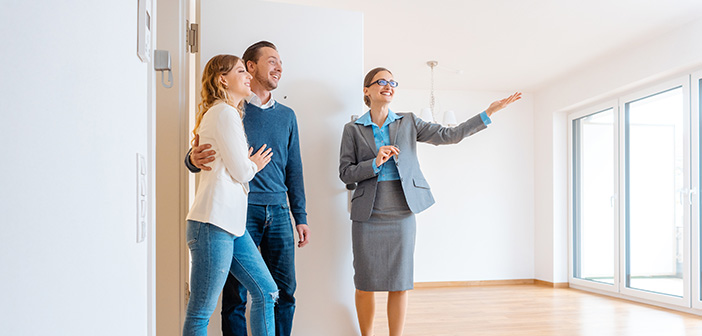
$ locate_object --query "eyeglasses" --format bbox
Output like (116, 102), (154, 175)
(366, 79), (398, 88)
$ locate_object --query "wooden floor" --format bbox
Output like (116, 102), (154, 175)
(370, 285), (702, 336)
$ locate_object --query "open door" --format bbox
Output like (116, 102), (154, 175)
(197, 0), (363, 334)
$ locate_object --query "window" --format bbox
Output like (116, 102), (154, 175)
(573, 108), (616, 285)
(569, 76), (695, 309)
(624, 86), (685, 297)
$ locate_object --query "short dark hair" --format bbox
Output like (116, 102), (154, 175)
(242, 41), (277, 71)
(363, 67), (392, 107)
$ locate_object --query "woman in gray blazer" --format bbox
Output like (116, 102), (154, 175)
(339, 67), (521, 336)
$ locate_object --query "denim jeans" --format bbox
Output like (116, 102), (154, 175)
(221, 204), (297, 336)
(183, 220), (278, 336)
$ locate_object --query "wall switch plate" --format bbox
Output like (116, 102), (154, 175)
(137, 0), (152, 62)
(137, 153), (147, 243)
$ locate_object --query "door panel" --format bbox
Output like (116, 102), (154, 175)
(199, 1), (363, 334)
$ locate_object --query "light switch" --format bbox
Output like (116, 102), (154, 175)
(140, 156), (146, 175)
(140, 221), (147, 242)
(140, 176), (146, 196)
(137, 153), (147, 243)
(140, 199), (146, 219)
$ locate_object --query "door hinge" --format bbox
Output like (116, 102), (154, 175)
(187, 21), (199, 53)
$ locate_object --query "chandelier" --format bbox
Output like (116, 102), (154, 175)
(420, 60), (457, 126)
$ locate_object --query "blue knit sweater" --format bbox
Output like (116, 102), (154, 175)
(186, 101), (307, 225)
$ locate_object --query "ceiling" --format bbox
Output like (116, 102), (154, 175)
(264, 0), (702, 92)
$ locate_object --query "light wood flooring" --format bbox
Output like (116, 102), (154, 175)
(370, 284), (702, 336)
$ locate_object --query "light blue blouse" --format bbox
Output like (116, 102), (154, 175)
(355, 110), (403, 181)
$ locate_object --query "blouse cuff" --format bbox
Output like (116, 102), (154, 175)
(480, 111), (492, 126)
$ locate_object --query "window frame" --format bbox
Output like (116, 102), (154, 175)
(618, 76), (691, 307)
(568, 100), (620, 293)
(568, 74), (698, 310)
(691, 71), (702, 310)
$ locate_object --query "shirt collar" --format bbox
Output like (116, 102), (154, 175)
(355, 109), (402, 127)
(245, 93), (276, 109)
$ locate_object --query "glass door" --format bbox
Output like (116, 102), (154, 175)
(620, 77), (691, 306)
(569, 102), (619, 292)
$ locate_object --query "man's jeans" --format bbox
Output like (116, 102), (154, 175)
(183, 221), (278, 336)
(221, 204), (297, 336)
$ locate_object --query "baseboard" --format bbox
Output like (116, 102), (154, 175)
(414, 279), (535, 288)
(534, 279), (570, 288)
(413, 279), (569, 289)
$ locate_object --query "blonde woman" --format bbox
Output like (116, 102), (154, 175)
(184, 54), (277, 336)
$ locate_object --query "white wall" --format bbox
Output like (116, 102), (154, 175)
(390, 89), (535, 282)
(534, 17), (702, 283)
(0, 1), (152, 335)
(200, 0), (362, 335)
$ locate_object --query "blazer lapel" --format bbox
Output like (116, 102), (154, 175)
(389, 116), (401, 146)
(358, 124), (377, 153)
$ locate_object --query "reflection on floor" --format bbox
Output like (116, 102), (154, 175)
(584, 276), (684, 297)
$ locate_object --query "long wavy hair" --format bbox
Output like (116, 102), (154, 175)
(192, 54), (245, 146)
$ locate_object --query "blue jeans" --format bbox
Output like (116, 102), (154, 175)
(221, 204), (296, 336)
(183, 220), (278, 336)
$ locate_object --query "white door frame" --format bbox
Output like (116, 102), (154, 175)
(691, 71), (702, 310)
(618, 76), (691, 308)
(567, 100), (620, 294)
(155, 0), (193, 333)
(568, 73), (702, 314)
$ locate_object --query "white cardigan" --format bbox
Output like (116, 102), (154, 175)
(186, 102), (258, 236)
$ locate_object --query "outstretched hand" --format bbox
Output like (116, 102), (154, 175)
(486, 92), (522, 117)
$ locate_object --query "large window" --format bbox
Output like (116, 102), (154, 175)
(569, 75), (696, 309)
(625, 86), (685, 298)
(573, 108), (616, 285)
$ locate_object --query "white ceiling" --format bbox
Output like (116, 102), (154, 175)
(264, 0), (702, 92)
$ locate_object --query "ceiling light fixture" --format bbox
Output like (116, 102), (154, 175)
(420, 60), (438, 123)
(420, 60), (458, 127)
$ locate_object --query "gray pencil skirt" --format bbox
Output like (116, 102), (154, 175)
(352, 180), (416, 292)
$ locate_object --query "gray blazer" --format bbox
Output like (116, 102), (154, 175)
(339, 112), (487, 221)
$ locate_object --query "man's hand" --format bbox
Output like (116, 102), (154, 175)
(296, 224), (310, 248)
(190, 134), (216, 171)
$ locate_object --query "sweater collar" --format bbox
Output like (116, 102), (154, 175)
(245, 93), (276, 109)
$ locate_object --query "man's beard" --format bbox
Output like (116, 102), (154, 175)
(256, 72), (278, 91)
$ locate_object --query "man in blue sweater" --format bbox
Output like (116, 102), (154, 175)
(185, 41), (309, 336)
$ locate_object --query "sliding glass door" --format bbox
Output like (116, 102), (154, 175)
(570, 103), (618, 292)
(621, 79), (690, 306)
(570, 76), (696, 308)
